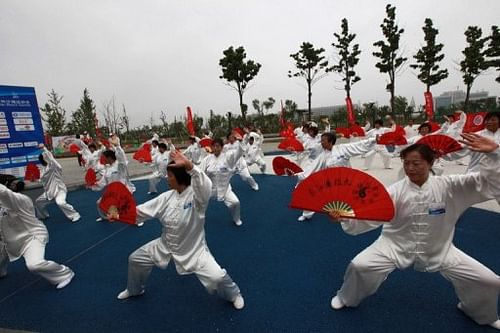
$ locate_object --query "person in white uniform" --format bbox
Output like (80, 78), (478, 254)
(146, 142), (172, 194)
(183, 136), (204, 166)
(0, 175), (75, 289)
(244, 134), (266, 173)
(329, 133), (500, 330)
(115, 151), (245, 310)
(363, 119), (392, 170)
(296, 132), (377, 222)
(201, 136), (245, 226)
(35, 144), (81, 222)
(223, 132), (259, 191)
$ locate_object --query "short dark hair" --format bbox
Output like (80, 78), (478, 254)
(212, 138), (224, 147)
(38, 154), (47, 166)
(484, 112), (500, 122)
(0, 174), (25, 192)
(88, 143), (97, 150)
(166, 161), (191, 186)
(158, 143), (167, 150)
(152, 140), (159, 146)
(321, 132), (337, 145)
(102, 150), (116, 161)
(374, 119), (384, 126)
(400, 143), (436, 165)
(418, 123), (432, 132)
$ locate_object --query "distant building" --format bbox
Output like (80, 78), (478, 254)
(434, 89), (494, 109)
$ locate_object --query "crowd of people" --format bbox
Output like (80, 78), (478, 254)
(1, 112), (499, 329)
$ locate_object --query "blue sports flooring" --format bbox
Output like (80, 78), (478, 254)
(0, 175), (499, 332)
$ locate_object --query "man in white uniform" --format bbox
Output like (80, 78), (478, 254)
(35, 144), (81, 222)
(224, 133), (259, 191)
(183, 136), (205, 166)
(115, 151), (245, 310)
(147, 142), (172, 194)
(330, 133), (500, 330)
(0, 175), (75, 289)
(363, 119), (392, 170)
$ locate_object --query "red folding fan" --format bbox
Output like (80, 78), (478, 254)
(85, 168), (97, 186)
(335, 127), (351, 138)
(278, 137), (304, 152)
(290, 167), (394, 222)
(98, 182), (137, 224)
(142, 143), (151, 151)
(416, 134), (463, 158)
(133, 148), (152, 163)
(349, 125), (365, 137)
(377, 131), (408, 145)
(69, 144), (80, 153)
(233, 127), (245, 137)
(427, 121), (441, 133)
(272, 156), (303, 176)
(199, 138), (214, 148)
(24, 163), (40, 182)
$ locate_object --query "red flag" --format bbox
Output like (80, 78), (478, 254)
(424, 92), (434, 120)
(186, 106), (195, 136)
(345, 97), (355, 125)
(462, 111), (487, 133)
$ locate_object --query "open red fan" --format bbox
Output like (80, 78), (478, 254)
(85, 168), (97, 186)
(199, 138), (213, 148)
(24, 163), (40, 181)
(98, 182), (137, 224)
(278, 137), (304, 152)
(349, 125), (365, 137)
(427, 121), (441, 133)
(272, 156), (303, 176)
(377, 131), (408, 145)
(290, 167), (394, 221)
(335, 127), (351, 138)
(69, 144), (80, 153)
(416, 134), (463, 158)
(232, 127), (245, 137)
(133, 148), (152, 163)
(142, 143), (151, 151)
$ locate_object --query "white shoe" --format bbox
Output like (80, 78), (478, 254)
(233, 294), (245, 310)
(117, 289), (144, 300)
(234, 220), (243, 226)
(490, 320), (500, 330)
(136, 222), (144, 227)
(330, 296), (345, 310)
(252, 185), (259, 191)
(297, 215), (311, 222)
(96, 217), (103, 222)
(71, 214), (81, 222)
(56, 269), (75, 289)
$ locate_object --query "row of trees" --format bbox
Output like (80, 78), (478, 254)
(219, 4), (500, 120)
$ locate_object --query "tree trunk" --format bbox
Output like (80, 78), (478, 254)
(238, 90), (246, 120)
(307, 81), (312, 121)
(464, 84), (471, 112)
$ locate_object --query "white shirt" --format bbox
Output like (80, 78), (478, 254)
(40, 147), (67, 200)
(0, 184), (48, 261)
(92, 145), (136, 193)
(135, 166), (212, 274)
(341, 149), (500, 272)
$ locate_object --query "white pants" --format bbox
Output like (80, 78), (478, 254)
(336, 244), (500, 325)
(148, 175), (162, 193)
(125, 239), (241, 302)
(364, 148), (392, 170)
(221, 188), (241, 223)
(237, 166), (258, 190)
(0, 238), (73, 285)
(247, 158), (266, 173)
(35, 191), (80, 221)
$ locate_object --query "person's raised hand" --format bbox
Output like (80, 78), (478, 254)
(460, 133), (499, 153)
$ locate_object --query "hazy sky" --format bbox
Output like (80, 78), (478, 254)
(1, 0), (499, 127)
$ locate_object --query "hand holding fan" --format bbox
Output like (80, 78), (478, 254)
(98, 182), (137, 224)
(272, 156), (303, 176)
(416, 134), (463, 158)
(349, 125), (365, 137)
(24, 163), (40, 181)
(278, 137), (304, 152)
(290, 167), (394, 222)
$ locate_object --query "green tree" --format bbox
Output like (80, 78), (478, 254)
(283, 99), (299, 121)
(40, 89), (66, 136)
(373, 4), (407, 117)
(288, 42), (329, 121)
(219, 46), (261, 120)
(69, 88), (96, 136)
(410, 18), (449, 93)
(329, 18), (362, 99)
(252, 97), (276, 116)
(393, 95), (408, 118)
(459, 26), (488, 111)
(485, 25), (500, 83)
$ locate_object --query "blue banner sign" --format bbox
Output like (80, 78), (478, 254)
(0, 85), (44, 174)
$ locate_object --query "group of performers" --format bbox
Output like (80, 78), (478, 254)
(0, 112), (499, 329)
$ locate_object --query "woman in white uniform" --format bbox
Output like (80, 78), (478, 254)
(115, 151), (245, 310)
(201, 136), (245, 226)
(330, 133), (500, 330)
(0, 175), (74, 289)
(35, 144), (81, 222)
(147, 142), (172, 194)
